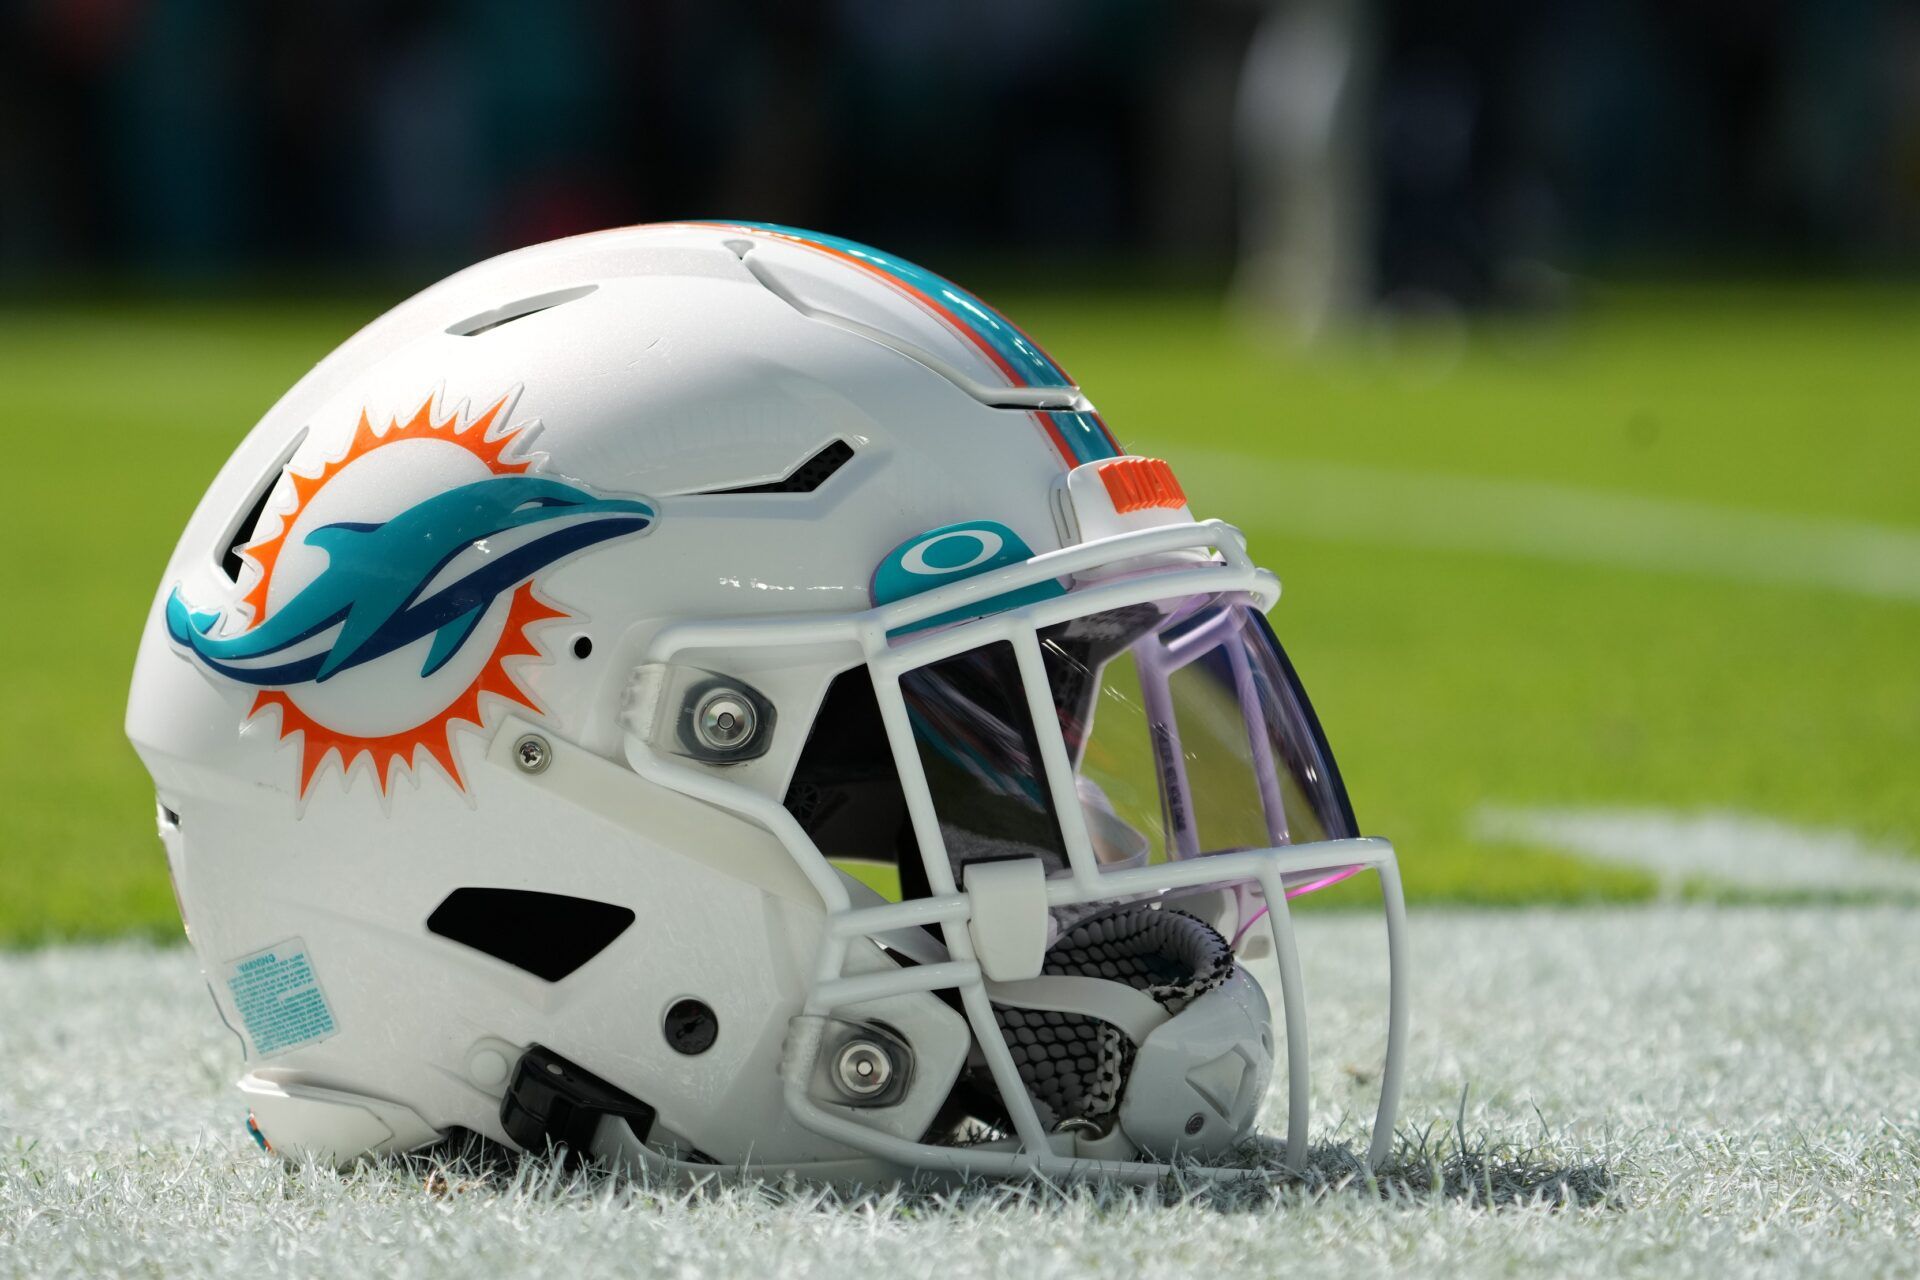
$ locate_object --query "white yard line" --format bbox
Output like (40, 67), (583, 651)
(1174, 451), (1920, 601)
(1474, 804), (1920, 896)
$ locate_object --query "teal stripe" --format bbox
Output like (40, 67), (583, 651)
(1047, 411), (1121, 465)
(713, 222), (1123, 464)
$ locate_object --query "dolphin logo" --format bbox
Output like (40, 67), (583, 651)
(168, 474), (654, 687)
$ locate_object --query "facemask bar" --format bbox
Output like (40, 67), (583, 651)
(622, 519), (1407, 1181)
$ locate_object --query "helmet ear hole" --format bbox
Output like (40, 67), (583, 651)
(571, 635), (593, 660)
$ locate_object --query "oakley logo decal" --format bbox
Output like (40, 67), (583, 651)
(872, 519), (1066, 636)
(897, 528), (1006, 577)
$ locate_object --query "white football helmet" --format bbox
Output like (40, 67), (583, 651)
(127, 222), (1406, 1183)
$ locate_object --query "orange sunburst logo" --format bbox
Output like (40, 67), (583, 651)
(229, 393), (572, 799)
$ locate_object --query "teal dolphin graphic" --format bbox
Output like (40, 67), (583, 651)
(168, 475), (653, 686)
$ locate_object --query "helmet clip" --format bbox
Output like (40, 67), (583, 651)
(499, 1044), (657, 1167)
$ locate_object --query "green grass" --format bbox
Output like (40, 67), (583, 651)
(2, 283), (1916, 943)
(1015, 284), (1920, 908)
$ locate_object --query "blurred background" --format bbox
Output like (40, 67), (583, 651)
(3, 0), (1918, 942)
(7, 0), (1920, 299)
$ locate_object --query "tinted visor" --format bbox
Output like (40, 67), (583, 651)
(895, 593), (1357, 898)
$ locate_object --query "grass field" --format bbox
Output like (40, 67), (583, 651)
(7, 907), (1918, 1277)
(2, 283), (1918, 943)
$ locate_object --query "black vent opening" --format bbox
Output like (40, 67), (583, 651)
(221, 478), (277, 581)
(427, 888), (635, 982)
(708, 439), (854, 495)
(219, 428), (307, 582)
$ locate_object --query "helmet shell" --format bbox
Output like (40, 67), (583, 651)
(127, 223), (1119, 1164)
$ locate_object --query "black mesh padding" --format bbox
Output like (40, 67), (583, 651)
(989, 908), (1235, 1128)
(1043, 908), (1234, 1010)
(995, 1005), (1129, 1126)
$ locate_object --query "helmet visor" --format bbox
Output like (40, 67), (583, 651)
(896, 593), (1359, 901)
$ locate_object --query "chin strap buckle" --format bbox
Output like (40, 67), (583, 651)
(499, 1044), (657, 1166)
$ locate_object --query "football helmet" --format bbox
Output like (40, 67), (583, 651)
(127, 222), (1406, 1183)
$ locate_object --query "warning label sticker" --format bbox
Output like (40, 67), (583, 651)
(223, 938), (338, 1058)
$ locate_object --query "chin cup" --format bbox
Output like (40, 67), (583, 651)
(1116, 965), (1274, 1159)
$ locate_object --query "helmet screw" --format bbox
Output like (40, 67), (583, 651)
(693, 689), (757, 753)
(513, 734), (552, 775)
(1184, 1112), (1206, 1136)
(663, 998), (719, 1055)
(833, 1040), (893, 1099)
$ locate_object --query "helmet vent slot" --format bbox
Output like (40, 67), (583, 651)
(427, 888), (635, 982)
(702, 439), (855, 495)
(447, 284), (598, 337)
(219, 427), (308, 582)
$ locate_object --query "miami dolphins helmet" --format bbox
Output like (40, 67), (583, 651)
(126, 222), (1406, 1183)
